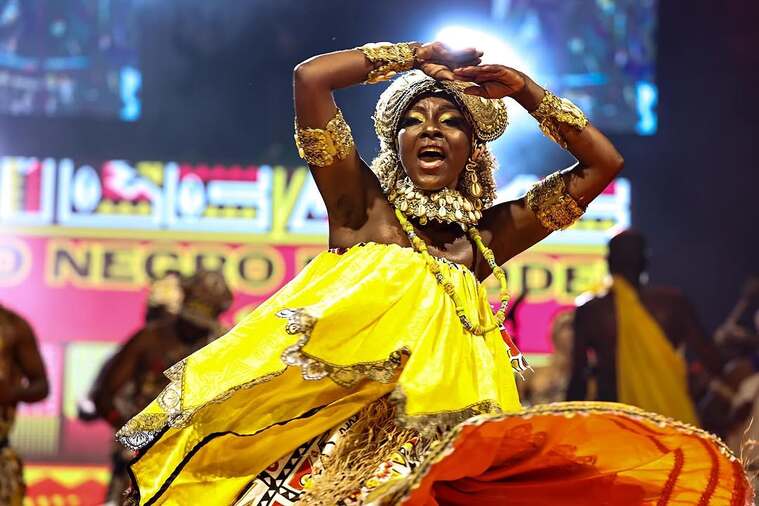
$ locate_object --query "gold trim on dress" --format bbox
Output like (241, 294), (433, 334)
(278, 308), (407, 387)
(116, 363), (286, 450)
(117, 303), (511, 450)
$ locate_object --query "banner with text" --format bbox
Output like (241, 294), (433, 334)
(0, 157), (630, 465)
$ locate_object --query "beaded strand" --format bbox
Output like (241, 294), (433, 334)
(394, 208), (511, 336)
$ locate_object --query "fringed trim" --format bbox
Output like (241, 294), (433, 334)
(301, 397), (431, 505)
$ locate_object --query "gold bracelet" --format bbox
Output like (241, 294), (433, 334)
(526, 171), (585, 231)
(294, 108), (355, 167)
(531, 90), (588, 149)
(357, 42), (416, 84)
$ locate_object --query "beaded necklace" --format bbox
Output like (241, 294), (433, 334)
(394, 207), (509, 336)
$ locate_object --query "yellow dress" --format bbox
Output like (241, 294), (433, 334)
(118, 242), (522, 505)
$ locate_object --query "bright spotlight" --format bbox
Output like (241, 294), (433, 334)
(435, 26), (535, 77)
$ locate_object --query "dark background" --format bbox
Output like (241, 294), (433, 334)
(2, 0), (757, 332)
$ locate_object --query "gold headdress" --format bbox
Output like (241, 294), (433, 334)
(370, 70), (509, 226)
(180, 270), (233, 330)
(373, 70), (509, 147)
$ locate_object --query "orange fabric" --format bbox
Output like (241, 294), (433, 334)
(383, 403), (753, 506)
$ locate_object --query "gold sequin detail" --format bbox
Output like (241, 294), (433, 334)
(526, 171), (585, 231)
(294, 108), (355, 167)
(531, 90), (588, 149)
(357, 42), (416, 84)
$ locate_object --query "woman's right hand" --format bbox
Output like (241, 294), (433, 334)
(415, 42), (482, 81)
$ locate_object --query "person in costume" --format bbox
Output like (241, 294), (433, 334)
(89, 271), (231, 504)
(567, 230), (724, 426)
(118, 42), (753, 505)
(519, 310), (577, 407)
(0, 303), (49, 506)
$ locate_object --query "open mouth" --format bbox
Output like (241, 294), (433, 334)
(417, 146), (447, 169)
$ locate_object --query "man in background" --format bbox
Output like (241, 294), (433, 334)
(567, 230), (722, 425)
(0, 303), (49, 506)
(86, 270), (232, 505)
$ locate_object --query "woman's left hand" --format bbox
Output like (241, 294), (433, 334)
(453, 65), (526, 98)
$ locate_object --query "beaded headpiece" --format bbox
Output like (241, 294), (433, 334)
(373, 70), (509, 148)
(371, 71), (508, 225)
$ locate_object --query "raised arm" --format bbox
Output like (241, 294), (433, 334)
(462, 66), (624, 263)
(293, 48), (382, 233)
(293, 43), (481, 240)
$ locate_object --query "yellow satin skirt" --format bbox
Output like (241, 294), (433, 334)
(117, 242), (752, 505)
(118, 242), (522, 505)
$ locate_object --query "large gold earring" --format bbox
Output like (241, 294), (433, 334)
(464, 142), (485, 201)
(465, 159), (483, 198)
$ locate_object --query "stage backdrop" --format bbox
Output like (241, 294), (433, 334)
(0, 159), (629, 502)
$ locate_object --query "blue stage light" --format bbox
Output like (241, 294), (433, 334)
(635, 81), (658, 135)
(120, 66), (142, 122)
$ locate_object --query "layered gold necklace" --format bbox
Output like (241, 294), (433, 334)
(388, 175), (483, 228)
(394, 207), (508, 336)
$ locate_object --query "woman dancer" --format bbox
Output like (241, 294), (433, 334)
(119, 42), (752, 505)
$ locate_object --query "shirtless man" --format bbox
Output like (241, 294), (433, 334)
(566, 231), (721, 412)
(90, 270), (232, 504)
(0, 304), (49, 506)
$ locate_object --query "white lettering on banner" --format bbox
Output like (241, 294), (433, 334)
(164, 164), (273, 233)
(0, 156), (630, 244)
(57, 159), (165, 229)
(287, 175), (328, 235)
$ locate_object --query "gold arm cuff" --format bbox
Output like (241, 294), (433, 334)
(531, 90), (588, 149)
(294, 108), (355, 167)
(526, 171), (585, 231)
(357, 42), (416, 84)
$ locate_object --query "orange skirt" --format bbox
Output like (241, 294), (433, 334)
(370, 402), (754, 506)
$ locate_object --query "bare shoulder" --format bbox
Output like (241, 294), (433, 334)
(1, 306), (35, 345)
